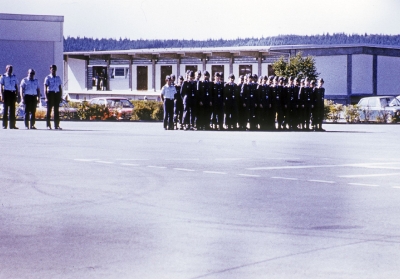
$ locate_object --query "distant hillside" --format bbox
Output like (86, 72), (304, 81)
(64, 33), (400, 52)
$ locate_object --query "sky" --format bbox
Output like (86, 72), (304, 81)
(2, 0), (400, 40)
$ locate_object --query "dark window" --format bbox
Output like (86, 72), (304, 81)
(268, 65), (274, 76)
(212, 65), (224, 81)
(239, 65), (252, 77)
(185, 65), (198, 74)
(137, 66), (148, 91)
(160, 66), (172, 89)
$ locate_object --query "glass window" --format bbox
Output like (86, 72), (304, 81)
(115, 68), (125, 77)
(368, 98), (378, 107)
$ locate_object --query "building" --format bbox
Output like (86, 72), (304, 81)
(0, 13), (64, 85)
(64, 44), (400, 104)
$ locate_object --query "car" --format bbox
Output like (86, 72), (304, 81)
(357, 96), (400, 123)
(89, 97), (134, 120)
(16, 98), (78, 120)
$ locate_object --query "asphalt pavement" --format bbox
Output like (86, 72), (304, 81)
(1, 121), (400, 279)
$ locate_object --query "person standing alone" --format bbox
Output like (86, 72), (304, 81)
(44, 65), (63, 130)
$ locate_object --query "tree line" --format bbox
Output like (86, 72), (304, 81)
(64, 33), (400, 52)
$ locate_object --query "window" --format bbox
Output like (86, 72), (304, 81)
(239, 65), (252, 77)
(111, 67), (128, 79)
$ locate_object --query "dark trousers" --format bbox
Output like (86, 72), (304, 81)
(174, 102), (183, 126)
(197, 104), (212, 129)
(2, 90), (17, 128)
(248, 106), (257, 130)
(225, 104), (238, 129)
(24, 95), (37, 128)
(238, 106), (248, 130)
(213, 104), (224, 129)
(46, 92), (61, 128)
(163, 99), (174, 129)
(183, 101), (196, 127)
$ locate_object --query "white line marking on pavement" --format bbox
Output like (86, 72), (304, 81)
(147, 166), (167, 169)
(392, 186), (400, 189)
(116, 159), (150, 161)
(165, 159), (200, 161)
(247, 162), (400, 171)
(339, 173), (400, 178)
(215, 158), (243, 161)
(348, 183), (379, 187)
(174, 168), (195, 172)
(308, 180), (336, 184)
(203, 171), (227, 175)
(121, 163), (140, 167)
(95, 161), (114, 164)
(238, 174), (261, 178)
(74, 159), (100, 162)
(271, 177), (299, 180)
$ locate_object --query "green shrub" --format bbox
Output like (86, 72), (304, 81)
(131, 100), (163, 121)
(344, 104), (360, 123)
(324, 99), (343, 122)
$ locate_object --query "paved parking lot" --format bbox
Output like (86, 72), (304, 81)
(1, 122), (400, 278)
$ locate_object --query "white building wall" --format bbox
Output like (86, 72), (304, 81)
(314, 55), (347, 95)
(352, 54), (373, 94)
(0, 14), (64, 85)
(67, 58), (86, 91)
(377, 56), (400, 95)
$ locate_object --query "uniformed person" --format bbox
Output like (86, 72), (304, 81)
(174, 75), (184, 130)
(224, 74), (238, 130)
(44, 65), (63, 130)
(290, 77), (300, 130)
(314, 78), (325, 131)
(212, 72), (224, 130)
(246, 74), (259, 130)
(286, 77), (297, 130)
(0, 65), (19, 129)
(180, 71), (197, 130)
(197, 70), (213, 130)
(304, 78), (315, 131)
(258, 75), (272, 130)
(298, 78), (306, 129)
(160, 75), (177, 130)
(237, 75), (247, 130)
(20, 69), (41, 129)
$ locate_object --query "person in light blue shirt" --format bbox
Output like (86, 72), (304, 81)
(0, 65), (19, 129)
(160, 75), (177, 130)
(20, 69), (41, 129)
(44, 65), (63, 130)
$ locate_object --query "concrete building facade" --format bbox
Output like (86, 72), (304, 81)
(64, 44), (400, 104)
(0, 13), (64, 88)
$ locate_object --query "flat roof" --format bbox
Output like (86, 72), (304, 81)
(64, 44), (400, 56)
(0, 13), (63, 22)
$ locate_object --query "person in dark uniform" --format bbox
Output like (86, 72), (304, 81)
(0, 65), (19, 129)
(174, 75), (184, 130)
(290, 77), (300, 130)
(286, 77), (297, 130)
(20, 69), (41, 129)
(258, 75), (271, 131)
(276, 77), (286, 130)
(246, 74), (259, 130)
(212, 72), (224, 130)
(281, 77), (291, 129)
(180, 71), (197, 130)
(304, 78), (315, 131)
(197, 70), (213, 130)
(314, 78), (325, 131)
(44, 65), (63, 130)
(270, 76), (281, 130)
(298, 78), (306, 130)
(160, 75), (177, 130)
(237, 75), (247, 131)
(195, 70), (202, 128)
(224, 74), (238, 130)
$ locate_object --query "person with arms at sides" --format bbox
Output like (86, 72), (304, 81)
(0, 65), (19, 129)
(160, 75), (177, 130)
(20, 69), (41, 129)
(44, 65), (63, 130)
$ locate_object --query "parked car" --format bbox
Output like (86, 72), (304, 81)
(89, 97), (134, 120)
(16, 98), (78, 120)
(357, 96), (400, 123)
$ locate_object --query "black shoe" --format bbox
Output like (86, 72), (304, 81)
(25, 126), (30, 130)
(55, 127), (62, 130)
(30, 126), (37, 130)
(10, 126), (19, 129)
(3, 126), (7, 129)
(47, 126), (52, 130)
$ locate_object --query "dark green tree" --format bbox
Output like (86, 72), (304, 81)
(272, 52), (320, 80)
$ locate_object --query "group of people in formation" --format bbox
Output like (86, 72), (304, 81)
(160, 70), (326, 132)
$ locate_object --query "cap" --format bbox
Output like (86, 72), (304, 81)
(178, 75), (184, 80)
(215, 72), (221, 77)
(170, 74), (176, 79)
(289, 76), (294, 81)
(165, 75), (171, 80)
(319, 78), (324, 83)
(203, 70), (210, 76)
(252, 74), (258, 79)
(239, 75), (244, 80)
(189, 71), (195, 78)
(228, 73), (235, 79)
(196, 70), (202, 75)
(263, 75), (268, 80)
